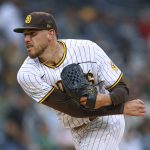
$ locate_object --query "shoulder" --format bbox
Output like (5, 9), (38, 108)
(60, 39), (96, 48)
(17, 57), (41, 79)
(19, 57), (39, 70)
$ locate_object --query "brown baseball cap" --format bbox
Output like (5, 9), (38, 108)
(13, 12), (57, 34)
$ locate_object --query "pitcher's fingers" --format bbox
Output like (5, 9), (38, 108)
(135, 112), (145, 116)
(138, 99), (145, 104)
(139, 105), (145, 109)
(139, 108), (146, 113)
(80, 97), (87, 102)
(137, 113), (145, 116)
(80, 102), (86, 105)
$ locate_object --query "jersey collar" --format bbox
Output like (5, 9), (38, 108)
(41, 40), (67, 69)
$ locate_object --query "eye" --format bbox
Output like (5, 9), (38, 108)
(24, 33), (27, 36)
(30, 32), (37, 37)
(23, 31), (38, 37)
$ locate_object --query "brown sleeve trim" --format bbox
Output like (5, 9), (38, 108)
(106, 73), (123, 91)
(38, 87), (55, 103)
(109, 78), (129, 106)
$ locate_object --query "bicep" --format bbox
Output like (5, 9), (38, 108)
(94, 44), (122, 89)
(17, 71), (53, 102)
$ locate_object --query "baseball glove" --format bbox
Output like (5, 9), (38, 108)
(60, 63), (98, 109)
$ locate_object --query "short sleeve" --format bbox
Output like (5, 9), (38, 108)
(17, 70), (54, 103)
(94, 43), (123, 90)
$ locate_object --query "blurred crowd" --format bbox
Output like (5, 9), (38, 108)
(0, 0), (150, 150)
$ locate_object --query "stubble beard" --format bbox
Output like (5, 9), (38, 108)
(28, 50), (43, 59)
(28, 44), (47, 59)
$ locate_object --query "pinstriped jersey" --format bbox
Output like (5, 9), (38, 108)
(17, 39), (123, 128)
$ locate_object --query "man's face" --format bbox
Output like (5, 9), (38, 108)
(24, 30), (49, 58)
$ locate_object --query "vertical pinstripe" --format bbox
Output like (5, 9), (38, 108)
(17, 39), (125, 150)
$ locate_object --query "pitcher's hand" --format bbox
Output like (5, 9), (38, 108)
(123, 99), (146, 116)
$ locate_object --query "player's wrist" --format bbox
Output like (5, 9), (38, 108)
(95, 94), (112, 109)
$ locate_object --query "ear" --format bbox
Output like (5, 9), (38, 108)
(48, 29), (55, 39)
(47, 34), (50, 39)
(47, 33), (52, 41)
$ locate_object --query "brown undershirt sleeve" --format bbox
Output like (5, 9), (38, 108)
(42, 88), (124, 118)
(109, 78), (129, 106)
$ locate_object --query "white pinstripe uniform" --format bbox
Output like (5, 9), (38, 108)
(17, 39), (125, 150)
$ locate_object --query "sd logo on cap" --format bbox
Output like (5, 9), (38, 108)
(25, 15), (32, 24)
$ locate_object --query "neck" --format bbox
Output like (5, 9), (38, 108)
(39, 41), (64, 66)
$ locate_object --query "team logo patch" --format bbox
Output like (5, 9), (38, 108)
(25, 15), (32, 23)
(110, 61), (118, 71)
(47, 24), (51, 28)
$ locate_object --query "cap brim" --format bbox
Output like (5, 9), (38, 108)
(13, 27), (43, 33)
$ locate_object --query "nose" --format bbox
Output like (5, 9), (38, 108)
(24, 35), (31, 43)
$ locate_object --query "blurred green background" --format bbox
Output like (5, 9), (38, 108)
(0, 0), (150, 150)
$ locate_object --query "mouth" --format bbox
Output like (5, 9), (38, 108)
(26, 45), (33, 51)
(26, 45), (33, 48)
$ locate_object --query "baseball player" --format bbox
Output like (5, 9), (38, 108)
(13, 12), (146, 150)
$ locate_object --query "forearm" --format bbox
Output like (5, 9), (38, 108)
(91, 78), (129, 109)
(41, 88), (124, 118)
(94, 94), (112, 109)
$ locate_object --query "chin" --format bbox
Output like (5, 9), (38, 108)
(28, 53), (37, 59)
